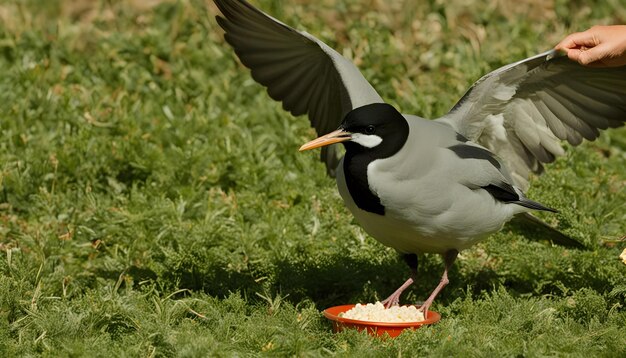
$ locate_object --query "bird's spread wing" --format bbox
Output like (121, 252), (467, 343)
(437, 49), (626, 190)
(214, 0), (384, 175)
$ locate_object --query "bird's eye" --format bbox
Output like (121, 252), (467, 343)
(365, 125), (375, 134)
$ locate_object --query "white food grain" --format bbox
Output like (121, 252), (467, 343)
(339, 302), (425, 323)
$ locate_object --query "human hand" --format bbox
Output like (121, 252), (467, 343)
(555, 25), (626, 67)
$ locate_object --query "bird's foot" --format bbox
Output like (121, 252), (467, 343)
(381, 294), (400, 308)
(418, 302), (431, 317)
(380, 277), (414, 309)
(418, 285), (442, 316)
(419, 250), (459, 316)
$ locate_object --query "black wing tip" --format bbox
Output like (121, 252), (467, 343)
(481, 183), (558, 213)
(517, 199), (559, 213)
(215, 14), (227, 29)
(213, 0), (235, 30)
(214, 0), (267, 22)
(213, 0), (249, 24)
(212, 0), (229, 16)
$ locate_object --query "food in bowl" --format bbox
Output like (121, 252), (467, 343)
(339, 302), (425, 323)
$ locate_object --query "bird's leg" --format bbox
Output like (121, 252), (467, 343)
(419, 249), (458, 315)
(381, 277), (413, 308)
(381, 254), (418, 308)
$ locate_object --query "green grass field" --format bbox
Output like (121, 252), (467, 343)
(1, 0), (625, 356)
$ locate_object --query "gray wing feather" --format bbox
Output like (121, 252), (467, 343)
(438, 49), (626, 190)
(215, 0), (383, 175)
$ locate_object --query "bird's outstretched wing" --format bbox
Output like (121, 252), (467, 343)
(214, 0), (384, 175)
(437, 50), (626, 190)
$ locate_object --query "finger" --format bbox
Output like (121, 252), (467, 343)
(577, 44), (608, 65)
(555, 34), (580, 50)
(555, 31), (598, 50)
(565, 48), (582, 62)
(555, 33), (586, 50)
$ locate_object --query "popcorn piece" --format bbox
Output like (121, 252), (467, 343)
(339, 302), (425, 323)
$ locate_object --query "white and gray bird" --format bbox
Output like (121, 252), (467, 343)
(214, 0), (626, 314)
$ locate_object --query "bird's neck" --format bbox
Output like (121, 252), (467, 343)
(342, 124), (409, 216)
(343, 150), (386, 215)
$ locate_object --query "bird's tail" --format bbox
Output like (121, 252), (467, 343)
(510, 212), (585, 249)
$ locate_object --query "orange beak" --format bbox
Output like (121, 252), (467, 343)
(299, 129), (352, 151)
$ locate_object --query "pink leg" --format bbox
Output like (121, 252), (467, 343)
(420, 250), (458, 315)
(381, 254), (418, 308)
(381, 277), (414, 308)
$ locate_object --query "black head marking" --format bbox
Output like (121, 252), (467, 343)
(341, 103), (409, 157)
(341, 103), (409, 216)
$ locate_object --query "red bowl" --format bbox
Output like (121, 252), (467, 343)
(323, 304), (441, 338)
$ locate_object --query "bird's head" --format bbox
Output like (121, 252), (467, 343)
(299, 103), (409, 157)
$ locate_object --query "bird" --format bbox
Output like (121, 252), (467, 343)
(213, 0), (626, 314)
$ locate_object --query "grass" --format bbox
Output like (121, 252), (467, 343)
(0, 0), (625, 356)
